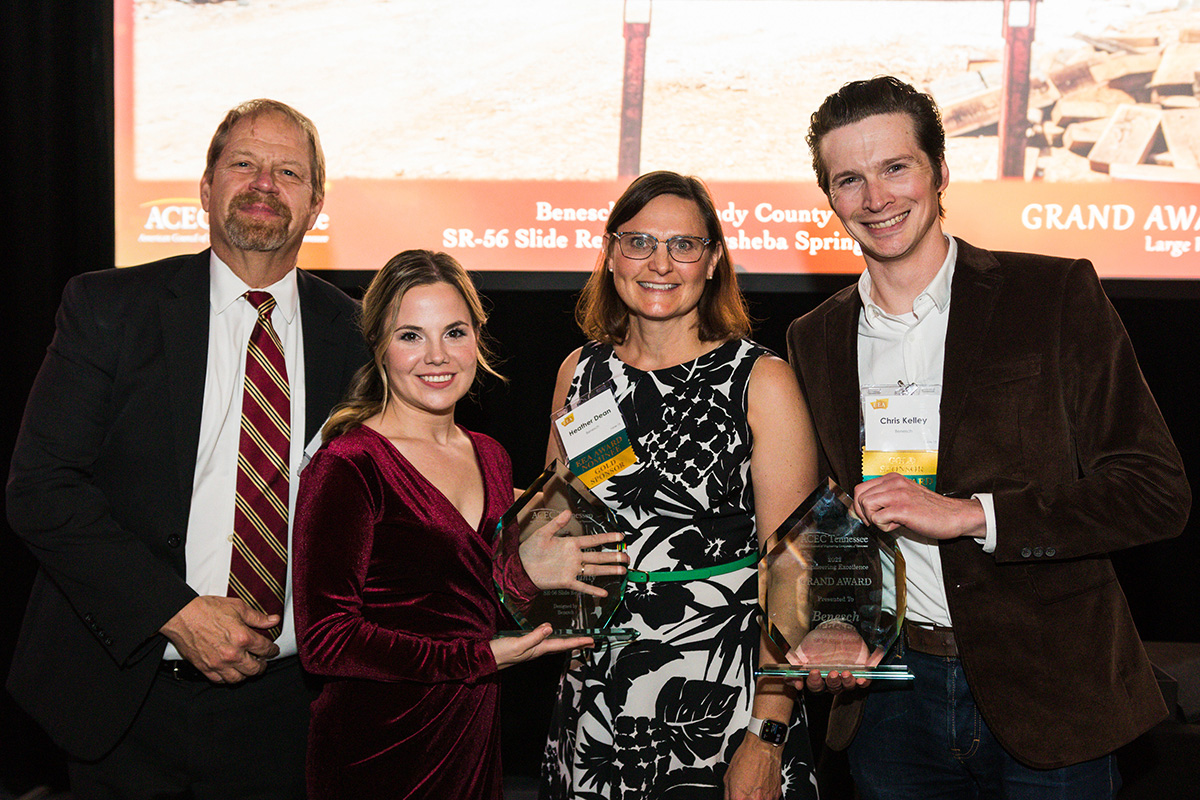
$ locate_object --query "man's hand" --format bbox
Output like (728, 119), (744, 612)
(159, 596), (281, 683)
(518, 509), (628, 597)
(853, 473), (985, 540)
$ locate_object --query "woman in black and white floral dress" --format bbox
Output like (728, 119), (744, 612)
(540, 172), (821, 800)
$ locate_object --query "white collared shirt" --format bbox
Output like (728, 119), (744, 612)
(163, 254), (306, 660)
(855, 237), (996, 628)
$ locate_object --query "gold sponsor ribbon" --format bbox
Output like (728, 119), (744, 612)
(862, 450), (938, 491)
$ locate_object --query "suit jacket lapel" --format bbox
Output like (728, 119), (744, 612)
(161, 253), (211, 505)
(159, 263), (354, 508)
(821, 288), (866, 490)
(939, 238), (1003, 484)
(298, 270), (352, 444)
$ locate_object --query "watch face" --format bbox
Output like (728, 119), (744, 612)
(759, 719), (787, 745)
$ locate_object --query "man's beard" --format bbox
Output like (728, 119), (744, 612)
(222, 192), (295, 252)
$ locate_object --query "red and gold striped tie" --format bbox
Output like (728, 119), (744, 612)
(228, 291), (290, 640)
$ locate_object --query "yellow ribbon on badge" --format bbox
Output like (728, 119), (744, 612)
(576, 445), (637, 488)
(862, 450), (938, 490)
(569, 430), (637, 489)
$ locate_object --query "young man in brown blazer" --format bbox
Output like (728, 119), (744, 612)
(785, 76), (1190, 798)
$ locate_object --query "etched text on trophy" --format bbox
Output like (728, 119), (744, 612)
(757, 478), (910, 679)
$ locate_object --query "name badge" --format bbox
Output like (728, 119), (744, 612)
(552, 382), (637, 488)
(861, 384), (940, 490)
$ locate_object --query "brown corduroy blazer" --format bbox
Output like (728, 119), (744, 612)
(786, 238), (1190, 770)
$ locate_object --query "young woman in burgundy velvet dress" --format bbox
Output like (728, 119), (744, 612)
(293, 251), (625, 799)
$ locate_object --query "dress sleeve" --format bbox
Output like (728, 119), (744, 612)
(493, 519), (540, 613)
(474, 433), (538, 612)
(293, 446), (498, 684)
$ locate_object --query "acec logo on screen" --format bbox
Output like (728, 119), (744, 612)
(142, 199), (209, 231)
(137, 198), (331, 244)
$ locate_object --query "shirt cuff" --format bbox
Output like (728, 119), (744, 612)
(971, 492), (997, 553)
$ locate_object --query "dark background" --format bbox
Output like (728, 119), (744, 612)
(2, 2), (1196, 795)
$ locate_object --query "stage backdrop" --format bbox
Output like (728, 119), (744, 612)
(116, 0), (1200, 280)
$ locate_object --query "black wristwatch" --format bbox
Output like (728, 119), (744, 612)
(748, 716), (788, 746)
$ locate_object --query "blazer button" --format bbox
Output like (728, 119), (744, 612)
(1021, 547), (1032, 558)
(1045, 547), (1056, 557)
(167, 534), (182, 548)
(1033, 547), (1044, 558)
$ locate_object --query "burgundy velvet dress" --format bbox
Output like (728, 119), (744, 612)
(294, 425), (527, 800)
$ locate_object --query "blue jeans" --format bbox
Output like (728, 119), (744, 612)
(847, 649), (1121, 800)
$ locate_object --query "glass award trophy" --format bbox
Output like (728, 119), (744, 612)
(494, 460), (637, 641)
(755, 479), (912, 680)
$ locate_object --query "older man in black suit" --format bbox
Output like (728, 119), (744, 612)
(786, 77), (1189, 799)
(7, 99), (367, 799)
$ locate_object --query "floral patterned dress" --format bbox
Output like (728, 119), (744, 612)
(541, 340), (817, 800)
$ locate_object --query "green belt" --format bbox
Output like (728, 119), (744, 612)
(627, 551), (758, 583)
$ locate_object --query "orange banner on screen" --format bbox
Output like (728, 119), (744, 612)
(115, 177), (1200, 280)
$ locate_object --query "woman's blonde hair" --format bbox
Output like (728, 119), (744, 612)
(322, 250), (503, 442)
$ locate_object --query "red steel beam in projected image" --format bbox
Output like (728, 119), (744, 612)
(999, 0), (1038, 178)
(619, 0), (652, 179)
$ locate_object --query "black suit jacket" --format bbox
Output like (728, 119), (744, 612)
(6, 251), (367, 760)
(787, 238), (1190, 769)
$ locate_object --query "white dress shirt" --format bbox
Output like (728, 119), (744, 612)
(163, 254), (306, 660)
(856, 237), (995, 628)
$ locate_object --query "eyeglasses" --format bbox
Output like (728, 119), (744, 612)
(612, 232), (712, 263)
